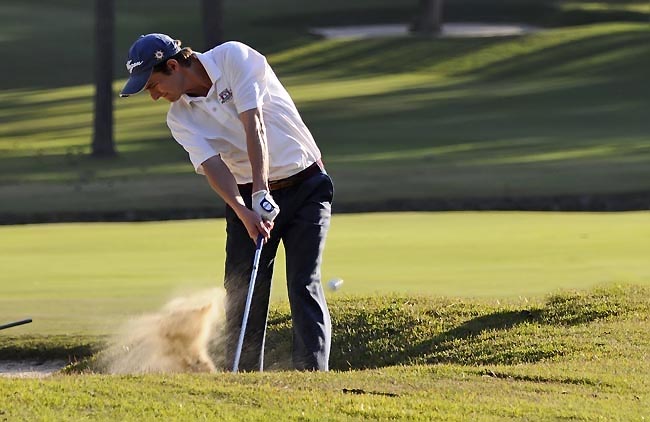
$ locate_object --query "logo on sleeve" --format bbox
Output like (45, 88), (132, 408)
(218, 88), (233, 104)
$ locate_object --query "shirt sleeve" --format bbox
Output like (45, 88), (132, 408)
(167, 112), (219, 175)
(222, 42), (269, 114)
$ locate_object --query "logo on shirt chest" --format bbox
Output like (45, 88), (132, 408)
(218, 88), (233, 104)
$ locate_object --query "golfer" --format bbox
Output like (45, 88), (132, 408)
(120, 33), (333, 371)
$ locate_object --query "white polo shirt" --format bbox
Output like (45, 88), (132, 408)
(166, 41), (321, 184)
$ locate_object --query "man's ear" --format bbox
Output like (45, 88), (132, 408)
(166, 59), (180, 72)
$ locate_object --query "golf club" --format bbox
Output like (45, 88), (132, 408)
(232, 234), (264, 373)
(0, 318), (32, 331)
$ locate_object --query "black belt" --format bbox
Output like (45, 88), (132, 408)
(238, 160), (324, 192)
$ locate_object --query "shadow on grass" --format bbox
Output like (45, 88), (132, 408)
(274, 26), (649, 81)
(1, 21), (648, 215)
(4, 0), (648, 90)
(263, 285), (649, 370)
(0, 335), (101, 361)
(273, 37), (505, 78)
(305, 75), (649, 162)
(0, 136), (188, 184)
(428, 309), (540, 341)
(463, 29), (650, 81)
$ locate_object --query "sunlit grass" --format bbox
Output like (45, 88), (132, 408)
(1, 212), (648, 335)
(561, 1), (650, 14)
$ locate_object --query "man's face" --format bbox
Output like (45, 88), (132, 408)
(144, 62), (184, 102)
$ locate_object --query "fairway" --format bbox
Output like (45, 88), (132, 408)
(1, 212), (648, 335)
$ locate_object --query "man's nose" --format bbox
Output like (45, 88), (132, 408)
(149, 89), (161, 101)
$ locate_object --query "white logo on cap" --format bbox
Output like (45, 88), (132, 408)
(154, 50), (164, 60)
(126, 59), (144, 74)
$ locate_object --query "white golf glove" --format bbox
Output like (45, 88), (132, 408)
(252, 190), (280, 222)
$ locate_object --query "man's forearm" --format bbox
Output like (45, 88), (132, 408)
(201, 155), (248, 215)
(239, 107), (269, 192)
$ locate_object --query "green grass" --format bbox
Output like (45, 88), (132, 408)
(1, 1), (649, 215)
(2, 3), (649, 419)
(1, 212), (648, 419)
(1, 212), (649, 337)
(268, 284), (650, 370)
(1, 285), (649, 421)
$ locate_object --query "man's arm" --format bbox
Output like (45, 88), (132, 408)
(201, 154), (273, 242)
(239, 107), (279, 223)
(239, 107), (268, 193)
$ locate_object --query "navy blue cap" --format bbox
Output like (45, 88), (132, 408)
(120, 33), (181, 97)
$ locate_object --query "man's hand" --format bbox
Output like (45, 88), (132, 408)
(237, 206), (274, 243)
(201, 155), (274, 244)
(252, 190), (280, 222)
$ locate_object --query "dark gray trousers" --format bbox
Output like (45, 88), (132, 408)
(224, 171), (333, 371)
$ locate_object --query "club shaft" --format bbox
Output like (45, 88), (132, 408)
(0, 318), (32, 331)
(232, 235), (264, 373)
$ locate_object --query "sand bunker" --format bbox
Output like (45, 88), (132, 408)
(0, 360), (68, 378)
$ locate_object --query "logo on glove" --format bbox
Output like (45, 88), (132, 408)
(252, 190), (279, 222)
(260, 199), (275, 213)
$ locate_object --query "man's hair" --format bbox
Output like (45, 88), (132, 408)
(152, 42), (194, 75)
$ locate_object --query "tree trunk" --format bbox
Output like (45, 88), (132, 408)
(411, 0), (444, 35)
(202, 0), (224, 51)
(92, 0), (116, 157)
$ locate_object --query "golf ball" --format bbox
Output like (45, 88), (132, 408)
(327, 278), (344, 291)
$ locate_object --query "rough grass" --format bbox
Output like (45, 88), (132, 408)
(2, 284), (647, 368)
(266, 284), (650, 370)
(1, 284), (649, 421)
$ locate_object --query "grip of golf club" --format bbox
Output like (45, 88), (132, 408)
(232, 234), (264, 373)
